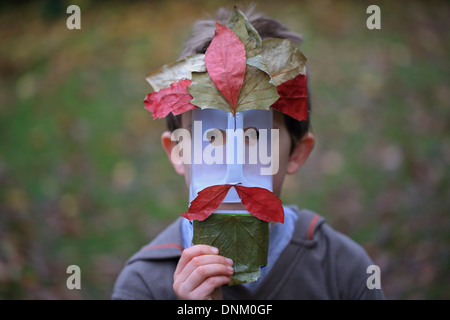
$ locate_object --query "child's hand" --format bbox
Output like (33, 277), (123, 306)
(173, 245), (234, 300)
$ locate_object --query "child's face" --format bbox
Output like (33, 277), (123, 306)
(162, 110), (315, 203)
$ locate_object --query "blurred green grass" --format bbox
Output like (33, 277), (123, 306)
(0, 0), (449, 299)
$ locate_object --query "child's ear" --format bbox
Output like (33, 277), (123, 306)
(161, 131), (185, 176)
(286, 132), (315, 175)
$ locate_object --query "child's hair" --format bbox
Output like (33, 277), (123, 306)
(166, 6), (312, 154)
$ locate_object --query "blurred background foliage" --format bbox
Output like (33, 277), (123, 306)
(0, 0), (449, 299)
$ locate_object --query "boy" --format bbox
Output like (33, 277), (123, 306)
(112, 7), (385, 300)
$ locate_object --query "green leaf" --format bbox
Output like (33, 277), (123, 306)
(193, 213), (269, 286)
(145, 54), (206, 92)
(187, 71), (231, 112)
(246, 55), (276, 86)
(260, 39), (307, 86)
(227, 7), (262, 58)
(236, 65), (279, 111)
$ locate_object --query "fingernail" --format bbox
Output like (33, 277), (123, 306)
(227, 266), (234, 274)
(210, 247), (219, 254)
(225, 258), (233, 266)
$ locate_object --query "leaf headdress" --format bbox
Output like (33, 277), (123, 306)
(143, 7), (308, 123)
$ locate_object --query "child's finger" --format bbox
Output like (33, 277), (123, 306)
(176, 264), (233, 299)
(177, 254), (233, 283)
(174, 245), (219, 278)
(189, 276), (231, 300)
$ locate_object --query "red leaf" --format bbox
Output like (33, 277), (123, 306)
(182, 184), (233, 221)
(205, 23), (246, 113)
(234, 185), (284, 223)
(271, 74), (308, 122)
(143, 79), (197, 119)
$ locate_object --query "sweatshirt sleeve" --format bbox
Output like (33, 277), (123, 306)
(112, 260), (156, 300)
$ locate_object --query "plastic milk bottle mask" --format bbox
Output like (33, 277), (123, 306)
(189, 108), (278, 208)
(188, 108), (278, 285)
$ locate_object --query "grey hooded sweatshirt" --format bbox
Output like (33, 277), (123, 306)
(112, 207), (386, 300)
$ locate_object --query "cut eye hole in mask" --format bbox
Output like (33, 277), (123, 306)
(244, 127), (259, 147)
(205, 128), (226, 146)
(205, 127), (259, 147)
